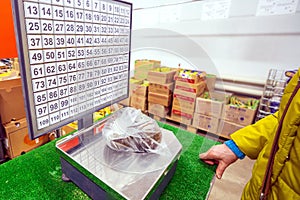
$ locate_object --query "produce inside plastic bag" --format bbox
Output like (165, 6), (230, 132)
(102, 107), (163, 153)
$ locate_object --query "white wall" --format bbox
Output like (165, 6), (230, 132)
(128, 0), (300, 83)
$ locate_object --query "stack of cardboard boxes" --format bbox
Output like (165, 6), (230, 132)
(0, 78), (48, 159)
(119, 60), (161, 109)
(171, 70), (207, 125)
(130, 81), (149, 112)
(193, 91), (231, 134)
(147, 67), (177, 117)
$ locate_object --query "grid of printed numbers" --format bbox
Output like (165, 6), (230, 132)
(23, 0), (131, 130)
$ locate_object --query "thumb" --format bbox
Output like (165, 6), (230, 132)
(215, 161), (229, 179)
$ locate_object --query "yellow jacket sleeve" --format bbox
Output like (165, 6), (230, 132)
(230, 112), (278, 159)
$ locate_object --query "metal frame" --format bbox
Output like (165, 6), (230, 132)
(11, 0), (132, 139)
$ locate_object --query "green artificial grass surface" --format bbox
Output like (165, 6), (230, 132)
(0, 123), (219, 200)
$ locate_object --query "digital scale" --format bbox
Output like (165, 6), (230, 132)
(11, 0), (183, 199)
(56, 117), (182, 199)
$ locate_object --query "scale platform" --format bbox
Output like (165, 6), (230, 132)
(56, 118), (182, 200)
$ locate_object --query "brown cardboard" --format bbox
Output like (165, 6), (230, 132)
(174, 70), (206, 84)
(148, 92), (172, 107)
(174, 81), (206, 96)
(4, 118), (49, 158)
(148, 82), (174, 95)
(148, 103), (170, 118)
(147, 69), (177, 84)
(171, 107), (193, 119)
(130, 94), (147, 111)
(206, 74), (216, 91)
(218, 120), (245, 138)
(132, 84), (148, 97)
(195, 91), (231, 118)
(192, 113), (219, 134)
(0, 78), (26, 124)
(170, 113), (192, 125)
(195, 98), (223, 118)
(119, 97), (130, 106)
(0, 77), (21, 88)
(173, 88), (198, 99)
(172, 98), (195, 113)
(61, 124), (77, 136)
(134, 60), (161, 81)
(223, 105), (257, 126)
(118, 79), (143, 106)
(172, 89), (198, 113)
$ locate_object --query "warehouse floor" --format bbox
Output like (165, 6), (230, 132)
(162, 118), (255, 200)
(208, 155), (255, 200)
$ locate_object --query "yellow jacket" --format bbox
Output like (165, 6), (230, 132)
(231, 69), (300, 199)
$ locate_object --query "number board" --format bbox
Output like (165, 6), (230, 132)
(11, 0), (132, 139)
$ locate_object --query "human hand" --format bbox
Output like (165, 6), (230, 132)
(199, 144), (238, 179)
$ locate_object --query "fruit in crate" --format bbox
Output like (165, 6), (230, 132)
(229, 96), (259, 109)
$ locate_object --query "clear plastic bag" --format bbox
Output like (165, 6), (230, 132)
(102, 107), (164, 153)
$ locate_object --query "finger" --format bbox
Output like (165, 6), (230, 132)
(199, 151), (210, 159)
(216, 161), (228, 179)
(201, 159), (215, 165)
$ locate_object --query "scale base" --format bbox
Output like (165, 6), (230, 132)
(60, 157), (178, 200)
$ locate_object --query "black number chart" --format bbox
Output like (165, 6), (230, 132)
(11, 0), (132, 139)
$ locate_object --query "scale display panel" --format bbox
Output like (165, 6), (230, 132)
(11, 0), (132, 139)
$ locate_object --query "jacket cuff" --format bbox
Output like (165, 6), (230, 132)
(224, 140), (245, 159)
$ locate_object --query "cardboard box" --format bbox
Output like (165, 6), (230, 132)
(170, 111), (192, 125)
(174, 81), (206, 96)
(206, 74), (216, 91)
(118, 78), (143, 106)
(4, 118), (49, 158)
(148, 103), (170, 118)
(147, 69), (177, 84)
(132, 84), (148, 97)
(61, 124), (77, 136)
(135, 60), (161, 70)
(195, 98), (223, 118)
(192, 113), (219, 134)
(0, 78), (26, 124)
(172, 89), (197, 113)
(171, 108), (193, 119)
(223, 95), (259, 126)
(134, 60), (161, 81)
(148, 82), (174, 95)
(130, 94), (147, 111)
(223, 105), (257, 126)
(174, 70), (206, 84)
(148, 92), (172, 107)
(172, 98), (195, 113)
(218, 120), (245, 138)
(195, 91), (231, 118)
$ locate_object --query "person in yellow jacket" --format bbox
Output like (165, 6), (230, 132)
(200, 69), (300, 199)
